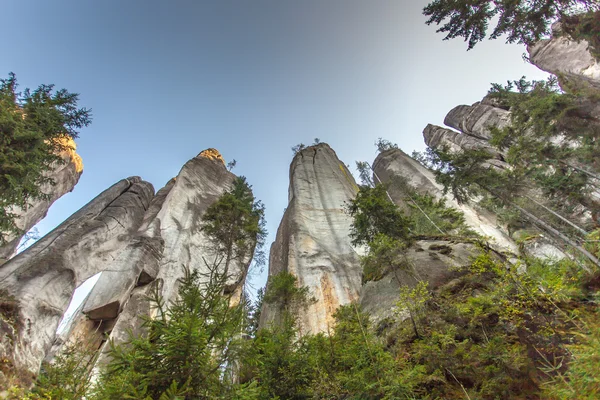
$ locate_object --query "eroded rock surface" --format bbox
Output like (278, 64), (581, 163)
(444, 103), (511, 140)
(0, 177), (153, 375)
(89, 149), (251, 375)
(260, 143), (363, 335)
(0, 137), (83, 261)
(373, 148), (516, 252)
(528, 23), (600, 90)
(360, 239), (483, 325)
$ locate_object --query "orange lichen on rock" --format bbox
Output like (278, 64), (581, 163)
(199, 148), (225, 165)
(60, 136), (84, 173)
(320, 273), (340, 332)
(48, 136), (84, 174)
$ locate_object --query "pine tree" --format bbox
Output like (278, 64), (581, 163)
(93, 176), (266, 399)
(423, 0), (599, 50)
(0, 73), (91, 244)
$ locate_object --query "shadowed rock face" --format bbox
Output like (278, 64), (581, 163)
(260, 143), (362, 335)
(0, 137), (83, 262)
(528, 23), (600, 90)
(0, 177), (153, 374)
(372, 148), (516, 252)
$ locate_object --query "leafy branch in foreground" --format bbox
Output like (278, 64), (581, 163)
(423, 0), (599, 50)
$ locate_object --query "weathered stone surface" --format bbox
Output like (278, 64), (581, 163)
(260, 143), (363, 335)
(419, 131), (569, 260)
(153, 151), (243, 306)
(87, 149), (252, 378)
(373, 148), (516, 252)
(89, 282), (157, 381)
(0, 177), (153, 374)
(360, 240), (482, 325)
(45, 293), (115, 365)
(528, 23), (600, 90)
(444, 103), (511, 140)
(0, 137), (83, 261)
(423, 124), (505, 160)
(82, 179), (175, 321)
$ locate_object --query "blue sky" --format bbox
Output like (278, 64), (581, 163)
(2, 0), (548, 300)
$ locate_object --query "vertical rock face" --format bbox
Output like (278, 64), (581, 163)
(0, 137), (83, 261)
(260, 143), (362, 335)
(88, 149), (252, 375)
(0, 177), (153, 374)
(81, 179), (175, 321)
(372, 148), (516, 252)
(528, 23), (600, 90)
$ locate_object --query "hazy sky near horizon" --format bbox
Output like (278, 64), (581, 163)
(2, 1), (548, 305)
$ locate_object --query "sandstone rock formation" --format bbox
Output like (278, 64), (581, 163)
(422, 101), (584, 259)
(360, 239), (485, 325)
(372, 147), (516, 252)
(528, 22), (600, 90)
(88, 149), (251, 375)
(0, 177), (153, 375)
(0, 147), (255, 379)
(260, 143), (363, 335)
(0, 137), (83, 262)
(444, 103), (511, 140)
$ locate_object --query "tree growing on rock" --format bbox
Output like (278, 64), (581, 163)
(0, 73), (91, 244)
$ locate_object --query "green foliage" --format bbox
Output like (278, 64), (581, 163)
(375, 137), (398, 153)
(249, 317), (317, 399)
(355, 160), (374, 187)
(244, 303), (420, 399)
(226, 159), (237, 171)
(388, 174), (479, 237)
(291, 143), (306, 154)
(386, 247), (599, 399)
(361, 234), (409, 283)
(423, 0), (599, 50)
(396, 281), (432, 338)
(562, 10), (600, 59)
(418, 146), (503, 204)
(201, 176), (267, 270)
(543, 312), (600, 399)
(93, 267), (248, 399)
(263, 271), (313, 313)
(487, 77), (598, 227)
(28, 341), (96, 400)
(91, 177), (266, 399)
(0, 73), (91, 243)
(346, 184), (413, 247)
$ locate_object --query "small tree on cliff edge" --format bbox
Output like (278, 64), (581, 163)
(0, 73), (91, 244)
(423, 0), (599, 50)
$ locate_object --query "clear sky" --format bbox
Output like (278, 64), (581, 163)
(2, 1), (548, 305)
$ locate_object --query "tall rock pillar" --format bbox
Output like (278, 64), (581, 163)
(87, 149), (254, 375)
(260, 143), (362, 335)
